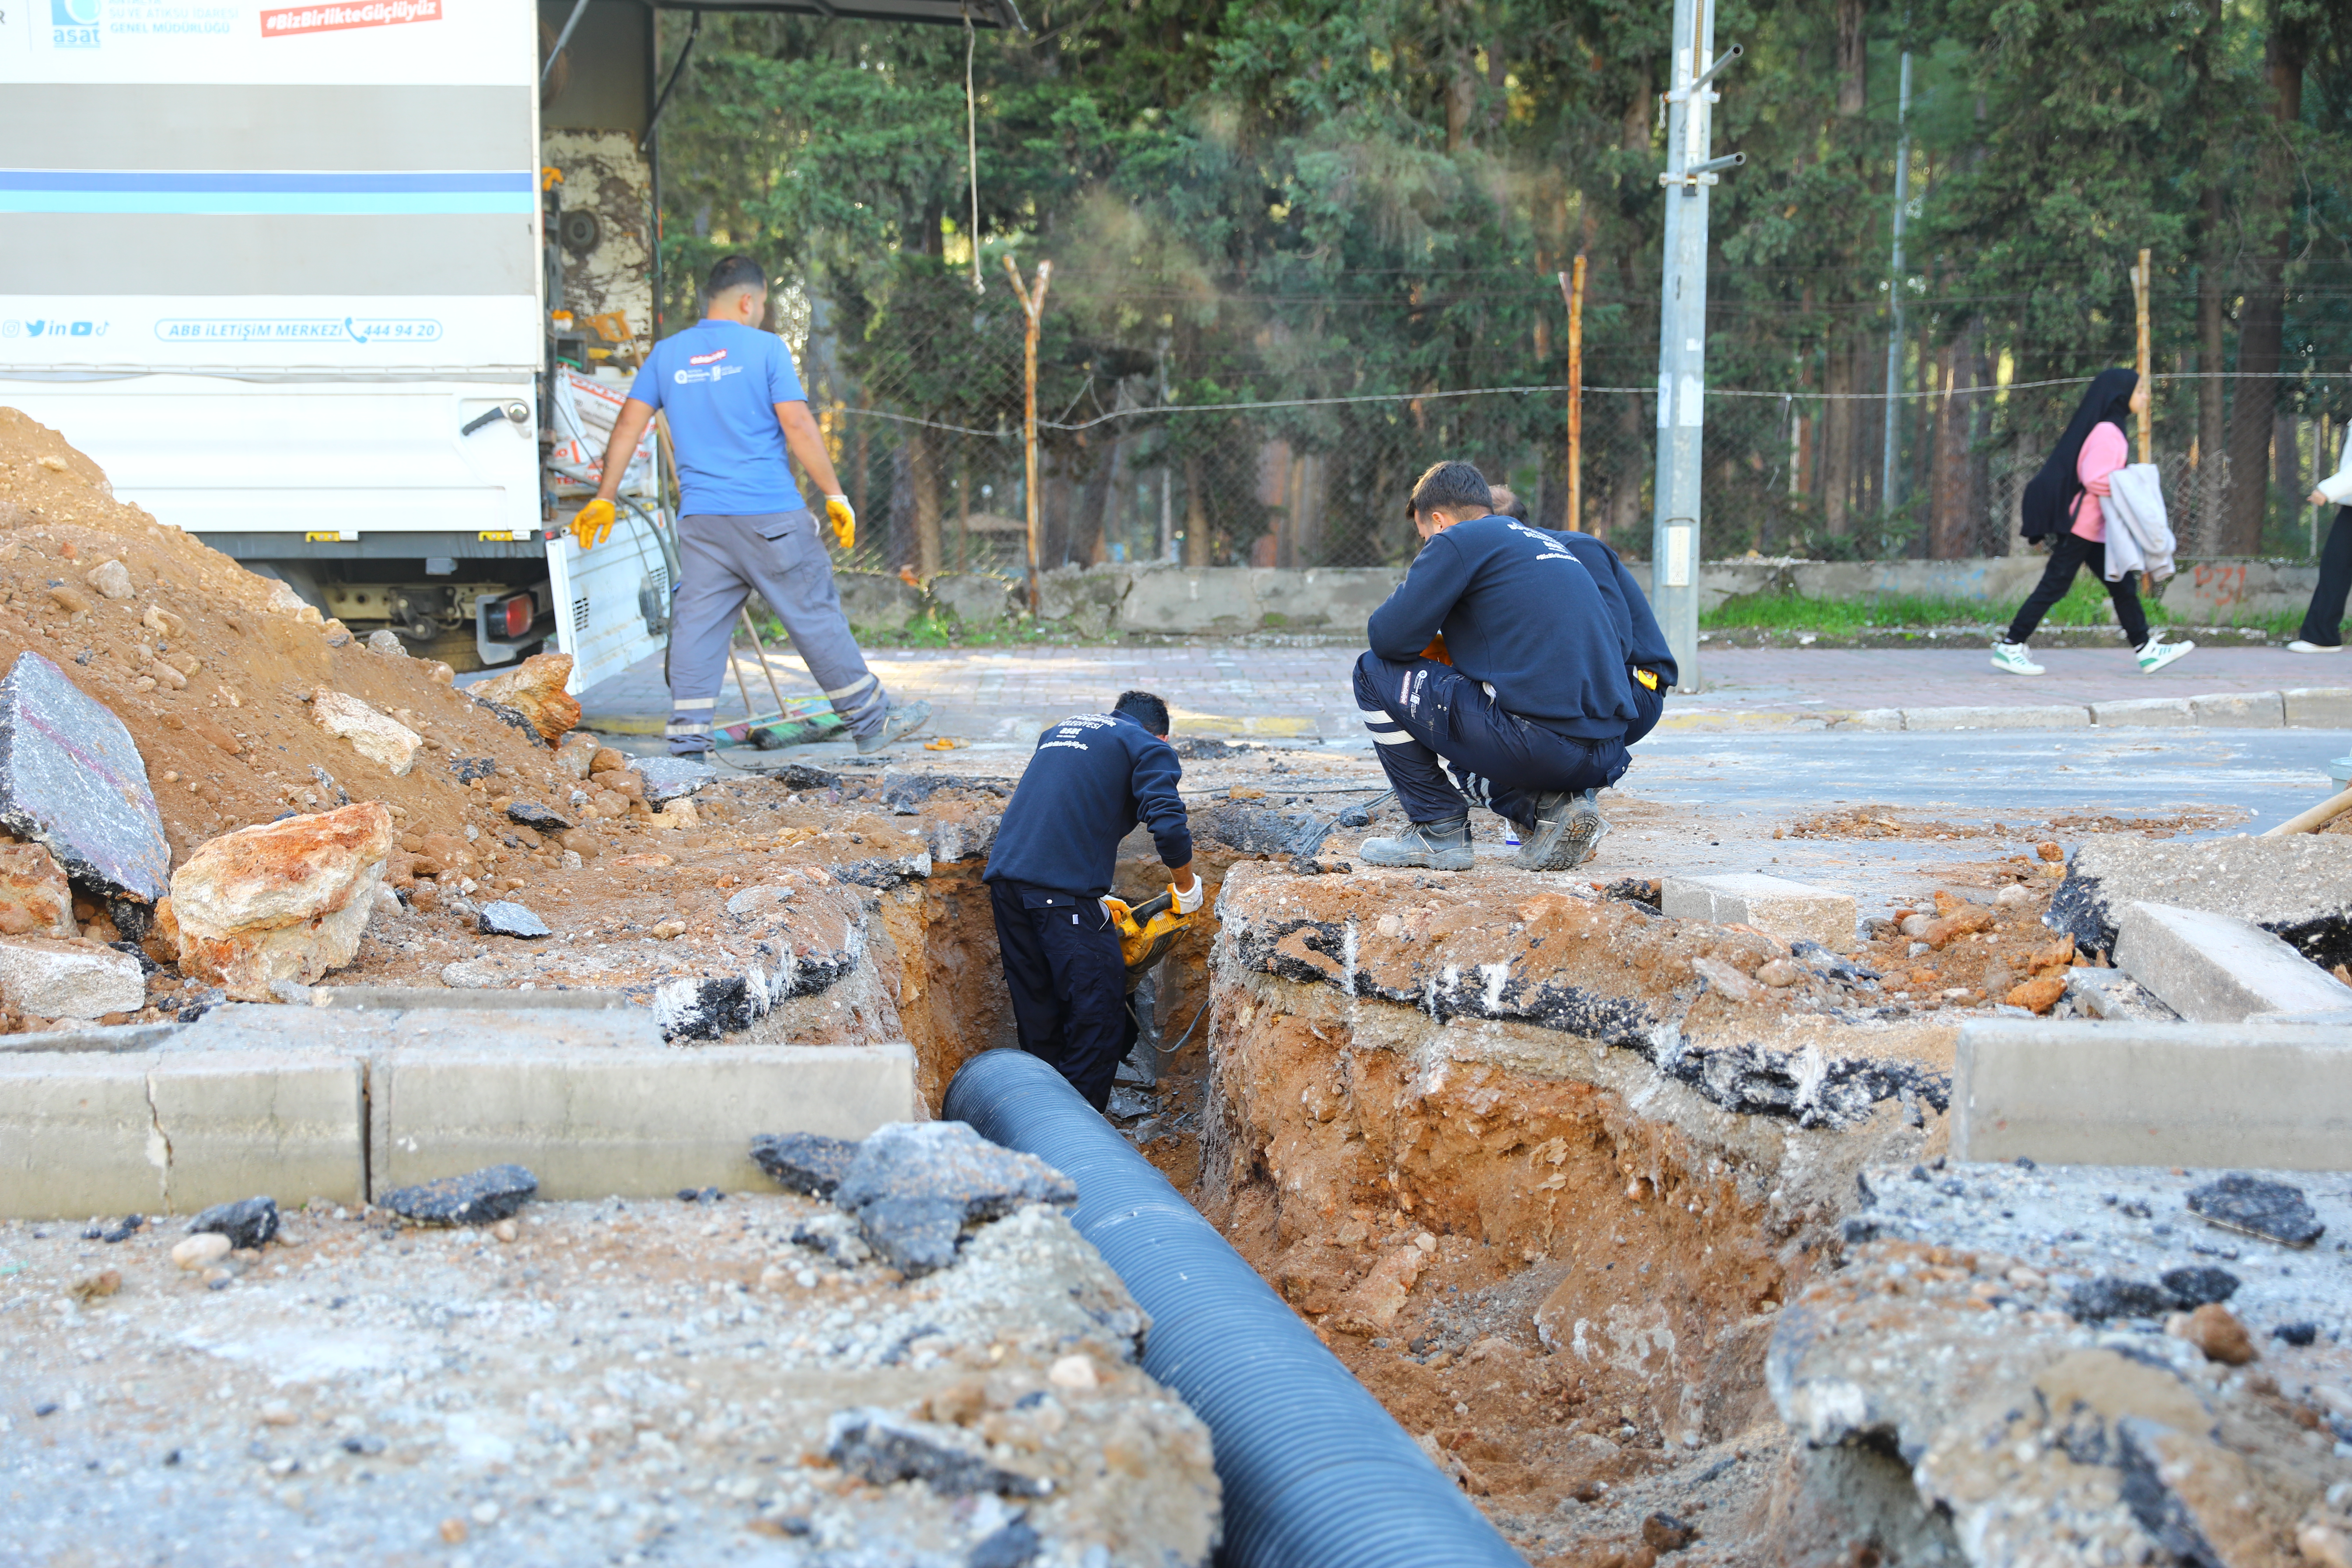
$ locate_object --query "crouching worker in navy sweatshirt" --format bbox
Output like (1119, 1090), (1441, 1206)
(982, 692), (1201, 1110)
(1492, 483), (1675, 745)
(1355, 461), (1635, 872)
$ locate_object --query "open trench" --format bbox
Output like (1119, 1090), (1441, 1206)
(854, 811), (1953, 1567)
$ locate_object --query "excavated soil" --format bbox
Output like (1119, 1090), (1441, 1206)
(5, 407), (2280, 1563)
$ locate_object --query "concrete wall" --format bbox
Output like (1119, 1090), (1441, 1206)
(836, 557), (2322, 637)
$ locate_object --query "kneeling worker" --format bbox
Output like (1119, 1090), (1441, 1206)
(1491, 484), (1674, 745)
(983, 692), (1202, 1110)
(1356, 462), (1634, 872)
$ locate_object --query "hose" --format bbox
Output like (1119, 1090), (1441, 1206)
(941, 1049), (1527, 1568)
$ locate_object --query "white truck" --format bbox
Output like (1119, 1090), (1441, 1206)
(0, 0), (1013, 692)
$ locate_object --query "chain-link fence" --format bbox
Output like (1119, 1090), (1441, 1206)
(758, 271), (2351, 584)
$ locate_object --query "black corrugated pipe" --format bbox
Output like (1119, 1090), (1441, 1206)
(943, 1048), (1528, 1568)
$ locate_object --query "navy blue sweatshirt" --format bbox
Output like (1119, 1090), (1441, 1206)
(984, 710), (1192, 897)
(1552, 530), (1678, 688)
(1365, 514), (1636, 739)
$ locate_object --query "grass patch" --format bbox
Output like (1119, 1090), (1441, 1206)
(1701, 581), (2189, 632)
(753, 608), (1091, 649)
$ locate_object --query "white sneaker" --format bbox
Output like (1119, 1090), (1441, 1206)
(1990, 642), (2044, 676)
(2288, 639), (2343, 654)
(2137, 637), (2194, 674)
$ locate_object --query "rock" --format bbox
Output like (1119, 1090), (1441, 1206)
(447, 755), (497, 784)
(1755, 959), (1805, 988)
(2004, 975), (2067, 1014)
(750, 1132), (859, 1198)
(2158, 1266), (2241, 1307)
(188, 1197), (278, 1250)
(83, 559), (132, 600)
(47, 583), (91, 616)
(468, 652), (580, 743)
(0, 651), (170, 902)
(377, 1163), (537, 1226)
(1337, 1245), (1430, 1332)
(1047, 1354), (1098, 1390)
(632, 755), (715, 806)
(364, 629), (406, 655)
(0, 935), (143, 1017)
(2300, 1525), (2352, 1568)
(590, 747), (627, 775)
(309, 689), (422, 777)
(504, 801), (572, 833)
(2050, 833), (2352, 969)
(1692, 954), (1767, 1003)
(2273, 1321), (2319, 1347)
(1642, 1513), (1699, 1552)
(1995, 883), (2034, 908)
(650, 918), (687, 940)
(2170, 1303), (2258, 1365)
(172, 803), (394, 1002)
(476, 900), (550, 938)
(0, 842), (76, 938)
(171, 1233), (231, 1270)
(966, 1520), (1043, 1568)
(824, 1408), (1050, 1498)
(2067, 1276), (2177, 1321)
(423, 660), (455, 686)
(830, 1122), (1078, 1277)
(554, 736), (598, 780)
(472, 696), (542, 745)
(726, 885), (794, 919)
(2186, 1173), (2325, 1248)
(67, 1268), (121, 1302)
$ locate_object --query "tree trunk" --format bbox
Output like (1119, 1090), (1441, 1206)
(2196, 213), (2229, 558)
(1823, 344), (1854, 536)
(1183, 453), (1210, 567)
(908, 427), (942, 578)
(2220, 8), (2309, 554)
(1835, 0), (1867, 119)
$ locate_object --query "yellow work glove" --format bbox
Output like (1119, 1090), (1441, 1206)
(571, 497), (616, 550)
(824, 494), (856, 551)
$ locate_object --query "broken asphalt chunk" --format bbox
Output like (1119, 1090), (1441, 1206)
(0, 651), (169, 903)
(2185, 1174), (2325, 1249)
(476, 900), (550, 939)
(378, 1164), (537, 1226)
(504, 801), (573, 833)
(825, 1408), (1051, 1498)
(829, 1122), (1076, 1277)
(750, 1132), (859, 1198)
(187, 1197), (278, 1250)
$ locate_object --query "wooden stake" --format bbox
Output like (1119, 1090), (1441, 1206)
(2133, 247), (2152, 464)
(1003, 254), (1053, 615)
(738, 607), (792, 721)
(1560, 255), (1586, 531)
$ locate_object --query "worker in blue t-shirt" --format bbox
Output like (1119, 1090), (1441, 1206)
(581, 254), (929, 756)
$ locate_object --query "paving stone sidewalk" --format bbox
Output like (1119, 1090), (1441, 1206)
(575, 643), (2352, 748)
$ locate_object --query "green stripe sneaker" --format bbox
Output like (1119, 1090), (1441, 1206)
(2137, 637), (2194, 674)
(1989, 642), (2044, 676)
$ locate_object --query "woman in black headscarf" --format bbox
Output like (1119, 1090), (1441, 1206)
(1990, 368), (2190, 676)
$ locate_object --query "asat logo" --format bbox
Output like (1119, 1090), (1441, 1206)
(50, 0), (102, 49)
(687, 349), (728, 366)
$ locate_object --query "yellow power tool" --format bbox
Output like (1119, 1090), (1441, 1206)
(1104, 888), (1187, 988)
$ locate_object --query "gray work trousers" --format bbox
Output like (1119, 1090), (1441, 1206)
(666, 509), (887, 754)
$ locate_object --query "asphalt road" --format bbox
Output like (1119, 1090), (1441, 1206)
(1623, 728), (2347, 837)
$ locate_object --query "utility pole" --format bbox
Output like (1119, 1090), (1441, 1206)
(1652, 0), (1741, 694)
(1880, 47), (1913, 520)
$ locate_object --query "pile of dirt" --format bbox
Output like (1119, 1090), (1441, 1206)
(0, 409), (563, 873)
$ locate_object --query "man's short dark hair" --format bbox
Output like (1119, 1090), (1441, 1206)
(1114, 690), (1171, 735)
(705, 254), (766, 300)
(1408, 461), (1492, 520)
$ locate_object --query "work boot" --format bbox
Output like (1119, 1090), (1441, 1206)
(1358, 814), (1474, 871)
(855, 699), (934, 755)
(1516, 789), (1607, 871)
